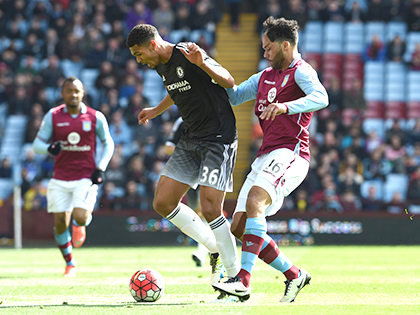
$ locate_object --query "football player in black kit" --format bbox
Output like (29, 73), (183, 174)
(127, 24), (240, 301)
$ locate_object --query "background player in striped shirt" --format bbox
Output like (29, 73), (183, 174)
(33, 76), (114, 277)
(126, 24), (240, 294)
(213, 16), (329, 302)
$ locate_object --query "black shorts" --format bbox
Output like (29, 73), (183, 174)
(161, 138), (238, 192)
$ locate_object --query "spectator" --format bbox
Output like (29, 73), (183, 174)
(42, 28), (60, 59)
(321, 0), (345, 22)
(0, 158), (12, 178)
(98, 181), (118, 210)
(152, 0), (176, 32)
(340, 190), (362, 212)
(95, 61), (120, 94)
(361, 185), (384, 211)
(125, 0), (153, 31)
(407, 167), (420, 204)
(344, 0), (367, 22)
(104, 154), (127, 188)
(225, 0), (243, 31)
(115, 180), (144, 210)
(84, 39), (108, 69)
(8, 86), (31, 115)
(386, 191), (406, 214)
(338, 166), (363, 196)
(385, 134), (406, 173)
(40, 55), (65, 88)
(363, 147), (392, 181)
(385, 119), (405, 144)
(362, 34), (387, 62)
(367, 0), (389, 21)
(21, 32), (44, 59)
(406, 119), (420, 144)
(295, 189), (310, 213)
(326, 76), (342, 113)
(342, 77), (366, 111)
(306, 0), (323, 21)
(386, 34), (406, 62)
(257, 0), (282, 35)
(23, 179), (47, 211)
(410, 43), (420, 71)
(407, 3), (420, 32)
(388, 0), (406, 22)
(109, 110), (132, 150)
(365, 130), (383, 154)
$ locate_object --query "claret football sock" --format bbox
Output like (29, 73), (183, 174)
(237, 217), (266, 287)
(258, 234), (294, 274)
(54, 228), (76, 266)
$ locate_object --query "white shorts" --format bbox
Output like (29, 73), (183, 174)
(234, 148), (309, 217)
(47, 178), (98, 213)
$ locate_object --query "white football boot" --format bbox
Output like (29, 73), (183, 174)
(279, 269), (312, 302)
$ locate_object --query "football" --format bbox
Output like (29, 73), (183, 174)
(129, 268), (165, 302)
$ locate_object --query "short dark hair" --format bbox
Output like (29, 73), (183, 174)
(126, 24), (159, 48)
(263, 17), (299, 46)
(61, 76), (82, 89)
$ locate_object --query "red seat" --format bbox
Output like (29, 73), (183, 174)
(407, 102), (420, 119)
(364, 101), (384, 118)
(385, 101), (406, 119)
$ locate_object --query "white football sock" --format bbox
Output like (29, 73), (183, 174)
(167, 203), (218, 253)
(208, 215), (240, 278)
(195, 218), (210, 261)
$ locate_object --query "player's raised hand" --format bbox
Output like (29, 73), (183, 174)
(179, 42), (204, 66)
(259, 102), (287, 121)
(138, 107), (156, 125)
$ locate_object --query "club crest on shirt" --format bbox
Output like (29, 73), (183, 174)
(281, 74), (290, 87)
(267, 87), (277, 103)
(82, 121), (91, 132)
(176, 66), (184, 78)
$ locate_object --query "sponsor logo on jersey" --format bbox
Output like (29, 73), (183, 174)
(176, 66), (184, 78)
(267, 87), (277, 103)
(82, 121), (91, 132)
(63, 132), (91, 151)
(281, 75), (289, 87)
(67, 132), (81, 144)
(166, 80), (191, 93)
(57, 122), (70, 127)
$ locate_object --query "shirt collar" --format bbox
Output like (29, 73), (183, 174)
(63, 102), (87, 114)
(288, 54), (302, 68)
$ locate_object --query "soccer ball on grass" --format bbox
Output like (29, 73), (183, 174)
(129, 268), (165, 302)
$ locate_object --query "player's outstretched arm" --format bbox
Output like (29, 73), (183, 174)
(180, 42), (234, 89)
(138, 94), (174, 125)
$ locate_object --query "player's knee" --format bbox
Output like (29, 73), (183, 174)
(153, 198), (174, 217)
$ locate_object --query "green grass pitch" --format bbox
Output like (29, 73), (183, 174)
(1, 245), (419, 315)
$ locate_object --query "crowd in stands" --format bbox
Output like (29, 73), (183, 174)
(0, 0), (419, 214)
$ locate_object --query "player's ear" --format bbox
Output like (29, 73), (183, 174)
(150, 40), (157, 50)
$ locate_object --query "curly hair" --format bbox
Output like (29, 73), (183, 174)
(263, 17), (299, 46)
(126, 24), (159, 48)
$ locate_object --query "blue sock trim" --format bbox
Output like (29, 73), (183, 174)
(72, 213), (92, 227)
(54, 229), (71, 245)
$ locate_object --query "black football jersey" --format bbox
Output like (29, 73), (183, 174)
(156, 43), (237, 143)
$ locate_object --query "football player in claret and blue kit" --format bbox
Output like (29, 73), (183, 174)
(33, 76), (114, 277)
